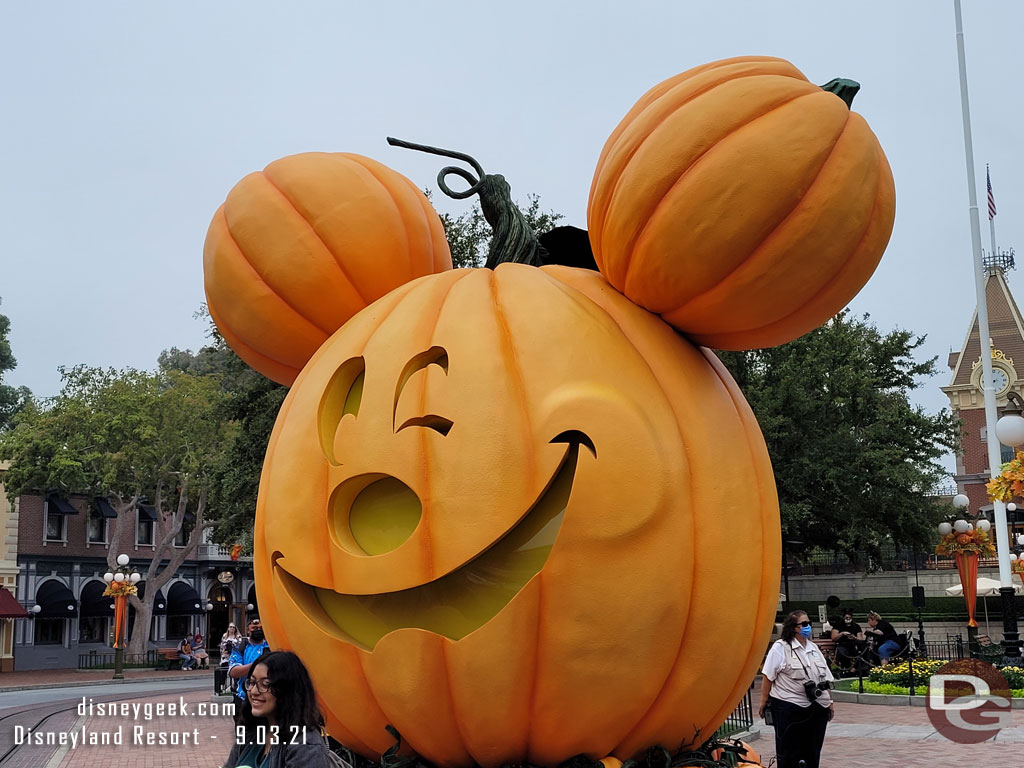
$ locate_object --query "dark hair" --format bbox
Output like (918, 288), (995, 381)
(235, 651), (324, 740)
(780, 610), (809, 642)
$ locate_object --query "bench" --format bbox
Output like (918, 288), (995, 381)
(812, 638), (837, 665)
(156, 648), (182, 670)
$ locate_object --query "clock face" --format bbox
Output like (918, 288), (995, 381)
(217, 571), (234, 584)
(987, 367), (1010, 394)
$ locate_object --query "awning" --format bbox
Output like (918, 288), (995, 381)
(46, 494), (78, 515)
(93, 497), (118, 518)
(137, 504), (157, 521)
(34, 580), (78, 618)
(136, 581), (167, 615)
(79, 581), (114, 617)
(0, 588), (27, 618)
(167, 582), (205, 615)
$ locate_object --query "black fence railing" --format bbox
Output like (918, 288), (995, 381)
(715, 685), (754, 739)
(919, 635), (965, 662)
(78, 650), (157, 669)
(785, 544), (984, 576)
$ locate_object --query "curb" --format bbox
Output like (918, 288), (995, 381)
(833, 688), (1024, 709)
(0, 671), (213, 693)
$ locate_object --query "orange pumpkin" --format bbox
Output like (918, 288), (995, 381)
(255, 264), (780, 766)
(204, 152), (452, 385)
(587, 55), (895, 350)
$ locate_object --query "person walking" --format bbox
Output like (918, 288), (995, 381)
(758, 610), (835, 768)
(222, 651), (334, 767)
(228, 616), (270, 701)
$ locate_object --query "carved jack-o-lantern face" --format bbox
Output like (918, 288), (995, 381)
(255, 264), (780, 767)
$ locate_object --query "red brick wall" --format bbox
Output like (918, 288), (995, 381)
(959, 409), (989, 475)
(17, 493), (192, 561)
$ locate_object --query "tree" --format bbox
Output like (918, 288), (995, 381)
(0, 302), (30, 431)
(160, 310), (287, 549)
(0, 365), (234, 654)
(435, 193), (563, 268)
(716, 312), (959, 559)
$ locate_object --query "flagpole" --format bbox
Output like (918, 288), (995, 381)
(954, 0), (1019, 663)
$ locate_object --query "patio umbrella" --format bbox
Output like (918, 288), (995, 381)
(945, 577), (1024, 634)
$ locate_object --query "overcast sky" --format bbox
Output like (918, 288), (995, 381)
(2, 2), (1022, 473)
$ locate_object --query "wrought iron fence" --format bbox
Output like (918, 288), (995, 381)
(919, 635), (965, 662)
(786, 543), (968, 575)
(78, 650), (157, 669)
(715, 685), (754, 739)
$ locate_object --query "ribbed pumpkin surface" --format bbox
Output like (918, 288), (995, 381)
(254, 264), (780, 766)
(588, 56), (895, 350)
(204, 152), (451, 385)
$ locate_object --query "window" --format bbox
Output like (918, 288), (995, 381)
(34, 618), (64, 645)
(1002, 443), (1015, 464)
(168, 615), (191, 639)
(174, 519), (192, 547)
(87, 516), (107, 544)
(45, 512), (65, 542)
(78, 617), (107, 644)
(137, 513), (154, 546)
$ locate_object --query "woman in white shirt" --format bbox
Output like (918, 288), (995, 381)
(757, 610), (835, 768)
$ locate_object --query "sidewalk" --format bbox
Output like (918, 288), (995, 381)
(752, 699), (1024, 765)
(0, 667), (212, 693)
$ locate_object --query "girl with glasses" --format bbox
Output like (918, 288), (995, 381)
(757, 610), (835, 768)
(223, 651), (333, 768)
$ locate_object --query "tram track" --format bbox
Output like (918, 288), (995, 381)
(0, 684), (209, 766)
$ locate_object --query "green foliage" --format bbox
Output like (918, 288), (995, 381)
(868, 659), (945, 686)
(163, 307), (287, 548)
(780, 595), (996, 622)
(1001, 666), (1024, 688)
(0, 365), (230, 503)
(0, 305), (31, 431)
(860, 681), (912, 695)
(718, 312), (959, 557)
(434, 193), (563, 268)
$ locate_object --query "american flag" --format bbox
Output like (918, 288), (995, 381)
(987, 165), (997, 220)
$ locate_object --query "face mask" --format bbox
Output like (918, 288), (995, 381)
(800, 625), (812, 638)
(250, 629), (265, 643)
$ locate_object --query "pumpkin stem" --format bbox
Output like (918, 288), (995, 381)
(387, 137), (544, 269)
(819, 78), (860, 109)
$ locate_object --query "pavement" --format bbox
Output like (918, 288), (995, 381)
(0, 670), (1019, 766)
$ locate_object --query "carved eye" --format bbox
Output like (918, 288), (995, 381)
(393, 347), (452, 435)
(318, 357), (365, 465)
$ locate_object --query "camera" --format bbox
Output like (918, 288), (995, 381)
(803, 680), (833, 702)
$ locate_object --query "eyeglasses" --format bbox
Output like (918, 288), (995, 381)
(244, 677), (273, 694)
(798, 621), (812, 627)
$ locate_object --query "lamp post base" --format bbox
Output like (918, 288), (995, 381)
(1000, 585), (1023, 663)
(113, 647), (124, 680)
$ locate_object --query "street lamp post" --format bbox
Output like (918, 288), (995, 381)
(103, 554), (141, 680)
(994, 396), (1024, 661)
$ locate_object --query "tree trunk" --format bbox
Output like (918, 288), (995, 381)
(126, 595), (152, 658)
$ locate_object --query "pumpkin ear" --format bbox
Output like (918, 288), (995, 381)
(588, 56), (895, 350)
(203, 152), (452, 386)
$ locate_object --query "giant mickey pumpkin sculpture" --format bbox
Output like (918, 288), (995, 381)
(203, 55), (895, 768)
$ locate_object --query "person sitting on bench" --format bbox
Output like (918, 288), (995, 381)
(831, 609), (865, 671)
(864, 611), (901, 666)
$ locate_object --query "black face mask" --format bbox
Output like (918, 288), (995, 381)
(250, 629), (264, 643)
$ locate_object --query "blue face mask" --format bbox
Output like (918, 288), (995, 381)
(800, 625), (813, 638)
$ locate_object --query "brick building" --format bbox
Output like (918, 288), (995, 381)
(0, 463), (26, 671)
(13, 491), (256, 671)
(941, 251), (1024, 540)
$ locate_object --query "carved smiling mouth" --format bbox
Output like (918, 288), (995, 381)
(273, 432), (591, 650)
